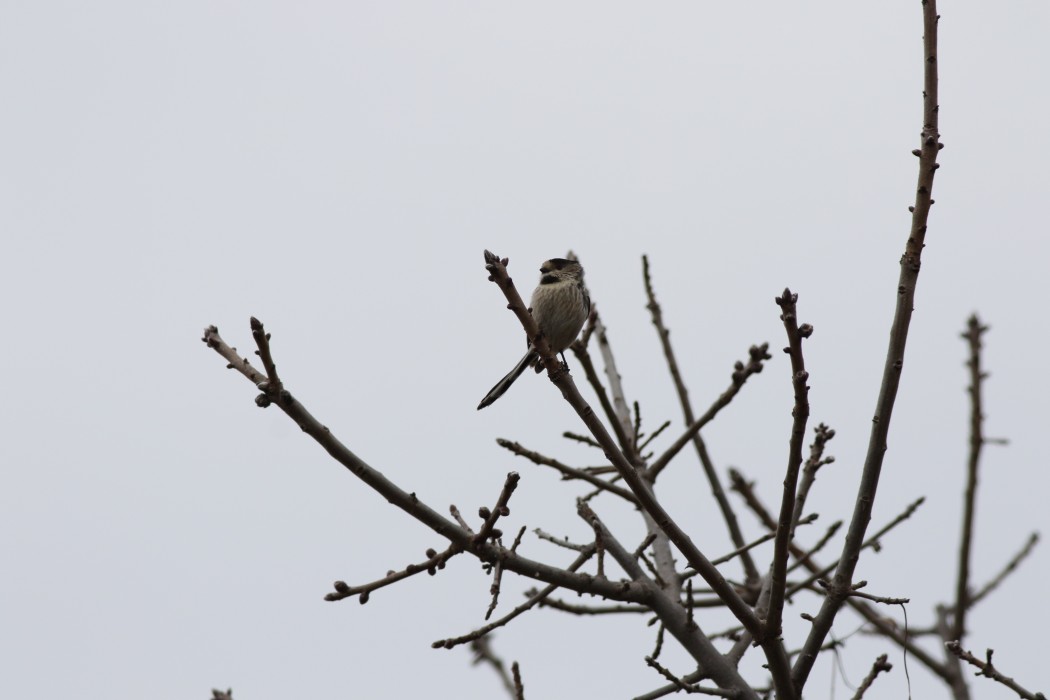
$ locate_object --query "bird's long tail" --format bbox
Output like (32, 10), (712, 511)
(477, 350), (537, 410)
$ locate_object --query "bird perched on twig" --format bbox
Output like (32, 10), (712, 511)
(477, 258), (591, 410)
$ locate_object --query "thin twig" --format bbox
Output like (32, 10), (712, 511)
(791, 423), (836, 530)
(533, 596), (649, 615)
(687, 513), (818, 569)
(327, 544), (462, 603)
(474, 472), (520, 546)
(485, 558), (506, 620)
(785, 520), (842, 576)
(786, 497), (926, 597)
(816, 579), (909, 606)
(638, 420), (672, 451)
(433, 547), (596, 649)
(533, 528), (589, 552)
(850, 654), (892, 700)
(642, 658), (739, 698)
(634, 532), (658, 560)
(511, 661), (525, 700)
(966, 532), (1040, 609)
(496, 439), (639, 504)
(449, 505), (475, 533)
(249, 317), (282, 393)
(648, 343), (771, 480)
(563, 431), (603, 449)
(470, 637), (516, 698)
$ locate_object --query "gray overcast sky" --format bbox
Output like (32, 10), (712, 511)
(2, 2), (1048, 699)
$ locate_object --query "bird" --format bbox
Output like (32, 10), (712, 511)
(478, 257), (591, 410)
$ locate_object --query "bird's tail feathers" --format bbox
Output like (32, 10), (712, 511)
(477, 350), (537, 410)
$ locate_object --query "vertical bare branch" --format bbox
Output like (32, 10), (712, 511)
(511, 661), (525, 700)
(766, 289), (813, 642)
(952, 315), (988, 640)
(791, 1), (943, 688)
(595, 317), (636, 452)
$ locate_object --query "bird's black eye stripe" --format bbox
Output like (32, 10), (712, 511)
(548, 258), (572, 269)
(540, 274), (559, 285)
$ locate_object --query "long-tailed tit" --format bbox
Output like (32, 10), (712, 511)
(477, 258), (591, 410)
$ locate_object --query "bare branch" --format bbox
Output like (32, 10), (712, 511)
(433, 547), (596, 649)
(534, 595), (649, 615)
(953, 314), (989, 640)
(791, 423), (836, 530)
(327, 544), (461, 603)
(634, 532), (658, 560)
(642, 657), (740, 698)
(470, 637), (516, 698)
(497, 439), (639, 504)
(648, 343), (772, 480)
(945, 642), (1046, 700)
(485, 559), (506, 621)
(202, 323), (647, 603)
(594, 312), (635, 452)
(966, 532), (1040, 609)
(511, 661), (525, 700)
(533, 528), (589, 552)
(638, 420), (672, 451)
(474, 472), (520, 547)
(791, 1), (944, 688)
(816, 579), (909, 606)
(249, 316), (282, 393)
(449, 505), (475, 533)
(850, 654), (892, 700)
(562, 431), (603, 449)
(767, 288), (814, 645)
(785, 520), (842, 576)
(683, 513), (817, 570)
